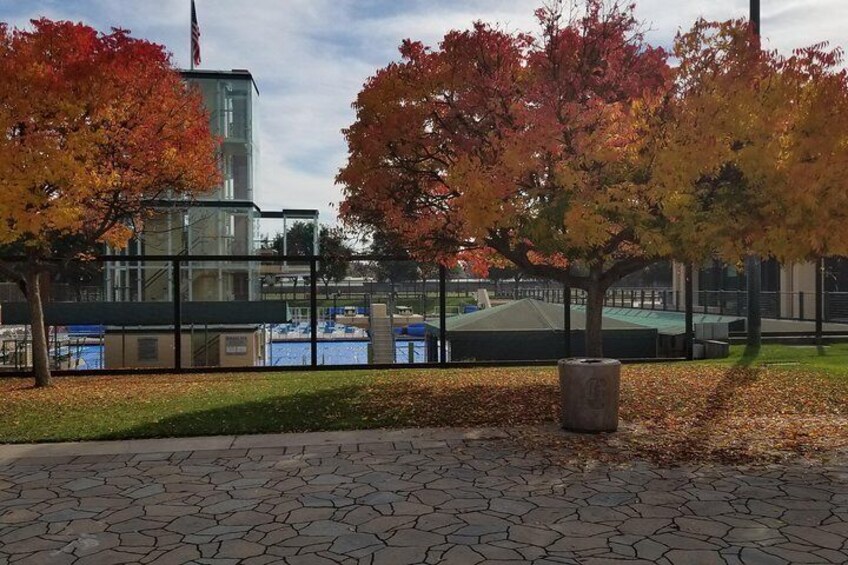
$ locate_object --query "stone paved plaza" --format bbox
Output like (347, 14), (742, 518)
(0, 428), (847, 565)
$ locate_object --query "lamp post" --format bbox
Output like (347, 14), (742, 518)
(746, 0), (763, 349)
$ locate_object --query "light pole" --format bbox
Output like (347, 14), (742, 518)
(746, 0), (762, 349)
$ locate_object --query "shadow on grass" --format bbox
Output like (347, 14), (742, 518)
(108, 382), (560, 442)
(110, 385), (390, 441)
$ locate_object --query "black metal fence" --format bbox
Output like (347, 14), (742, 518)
(0, 253), (844, 377)
(511, 287), (848, 323)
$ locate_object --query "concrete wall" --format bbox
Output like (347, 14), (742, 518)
(104, 329), (262, 369)
(104, 332), (192, 370)
(216, 331), (263, 368)
(672, 261), (819, 320)
(780, 262), (817, 320)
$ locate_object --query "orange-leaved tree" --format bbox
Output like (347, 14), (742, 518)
(339, 0), (848, 357)
(0, 19), (220, 386)
(657, 19), (848, 266)
(339, 1), (675, 356)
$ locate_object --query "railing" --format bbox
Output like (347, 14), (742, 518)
(0, 253), (845, 376)
(0, 283), (103, 303)
(511, 286), (848, 323)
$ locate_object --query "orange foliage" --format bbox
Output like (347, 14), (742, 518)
(657, 19), (848, 262)
(339, 2), (848, 276)
(0, 18), (221, 256)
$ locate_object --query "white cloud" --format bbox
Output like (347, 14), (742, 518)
(2, 0), (847, 227)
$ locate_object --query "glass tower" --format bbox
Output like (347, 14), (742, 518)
(105, 70), (261, 303)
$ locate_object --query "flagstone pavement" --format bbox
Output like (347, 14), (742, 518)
(0, 427), (846, 565)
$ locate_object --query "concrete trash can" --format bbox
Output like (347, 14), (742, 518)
(558, 358), (621, 433)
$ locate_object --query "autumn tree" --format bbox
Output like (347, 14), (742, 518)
(339, 1), (675, 356)
(656, 20), (848, 266)
(0, 19), (220, 386)
(339, 0), (848, 357)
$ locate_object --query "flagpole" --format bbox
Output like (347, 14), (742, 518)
(189, 0), (194, 70)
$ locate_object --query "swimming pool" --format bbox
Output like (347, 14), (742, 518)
(65, 339), (428, 370)
(267, 339), (426, 366)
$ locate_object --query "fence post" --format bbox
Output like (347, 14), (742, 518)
(439, 265), (447, 365)
(563, 282), (571, 358)
(172, 259), (181, 372)
(798, 291), (804, 320)
(310, 257), (318, 367)
(685, 264), (694, 361)
(816, 257), (823, 346)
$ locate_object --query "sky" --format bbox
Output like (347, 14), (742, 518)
(2, 0), (847, 225)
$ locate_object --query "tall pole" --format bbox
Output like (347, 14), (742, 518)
(189, 0), (195, 71)
(173, 259), (182, 371)
(439, 265), (447, 365)
(309, 257), (318, 367)
(563, 282), (572, 358)
(746, 0), (762, 349)
(815, 257), (824, 346)
(750, 0), (760, 36)
(685, 264), (694, 360)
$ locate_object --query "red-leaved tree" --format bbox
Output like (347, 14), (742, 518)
(339, 1), (673, 356)
(339, 1), (848, 357)
(0, 19), (220, 386)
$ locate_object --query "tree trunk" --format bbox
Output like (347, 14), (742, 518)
(26, 270), (51, 388)
(585, 283), (606, 358)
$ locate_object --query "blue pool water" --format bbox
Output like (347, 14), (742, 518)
(65, 344), (103, 370)
(66, 340), (427, 369)
(268, 340), (426, 366)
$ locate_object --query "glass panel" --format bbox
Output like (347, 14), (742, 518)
(223, 89), (249, 141)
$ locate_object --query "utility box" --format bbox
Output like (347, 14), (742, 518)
(694, 322), (729, 340)
(558, 358), (621, 433)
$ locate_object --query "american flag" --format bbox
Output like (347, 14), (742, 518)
(191, 0), (201, 68)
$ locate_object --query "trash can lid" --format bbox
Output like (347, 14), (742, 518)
(558, 358), (621, 367)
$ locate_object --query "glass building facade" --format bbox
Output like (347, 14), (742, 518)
(105, 70), (261, 303)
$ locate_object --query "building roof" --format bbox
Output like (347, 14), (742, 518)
(426, 299), (647, 333)
(180, 68), (260, 95)
(573, 306), (745, 336)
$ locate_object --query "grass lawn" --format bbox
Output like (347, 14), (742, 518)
(1, 344), (846, 464)
(717, 342), (848, 376)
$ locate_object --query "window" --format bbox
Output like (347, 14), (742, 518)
(231, 153), (249, 199)
(224, 88), (249, 140)
(225, 335), (248, 355)
(138, 338), (159, 362)
(222, 151), (250, 201)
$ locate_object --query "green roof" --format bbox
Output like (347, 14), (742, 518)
(426, 299), (647, 333)
(428, 301), (848, 337)
(572, 306), (744, 336)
